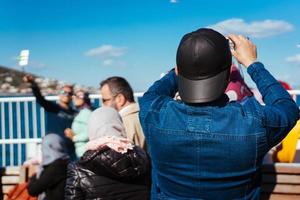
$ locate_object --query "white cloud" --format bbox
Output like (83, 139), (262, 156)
(85, 45), (127, 59)
(286, 53), (300, 64)
(102, 59), (126, 67)
(170, 0), (178, 3)
(85, 44), (127, 67)
(102, 59), (113, 66)
(297, 44), (300, 48)
(208, 18), (293, 38)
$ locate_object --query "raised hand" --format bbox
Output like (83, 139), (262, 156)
(228, 34), (257, 68)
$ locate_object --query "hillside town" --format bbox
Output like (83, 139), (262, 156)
(0, 65), (97, 95)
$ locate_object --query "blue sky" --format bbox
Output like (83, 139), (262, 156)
(0, 0), (300, 91)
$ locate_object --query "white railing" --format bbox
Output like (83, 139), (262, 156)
(0, 93), (144, 167)
(0, 91), (299, 167)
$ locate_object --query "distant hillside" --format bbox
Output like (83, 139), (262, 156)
(0, 65), (97, 95)
(0, 65), (32, 86)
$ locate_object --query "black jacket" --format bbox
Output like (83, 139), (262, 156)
(65, 146), (151, 200)
(27, 158), (69, 200)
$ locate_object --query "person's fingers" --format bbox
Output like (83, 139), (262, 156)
(120, 138), (130, 143)
(24, 75), (34, 83)
(242, 36), (253, 46)
(230, 48), (238, 58)
(238, 35), (245, 40)
(228, 34), (240, 44)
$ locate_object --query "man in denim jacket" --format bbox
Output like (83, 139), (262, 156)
(139, 28), (299, 199)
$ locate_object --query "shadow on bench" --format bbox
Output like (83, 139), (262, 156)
(261, 163), (300, 200)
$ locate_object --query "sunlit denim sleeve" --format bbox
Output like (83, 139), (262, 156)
(247, 62), (299, 147)
(139, 69), (178, 127)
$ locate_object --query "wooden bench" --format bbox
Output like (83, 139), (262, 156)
(1, 163), (300, 200)
(261, 163), (300, 200)
(0, 166), (29, 200)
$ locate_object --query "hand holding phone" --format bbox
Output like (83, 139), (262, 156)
(228, 35), (257, 68)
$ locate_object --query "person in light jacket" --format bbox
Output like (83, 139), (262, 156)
(100, 77), (146, 149)
(65, 90), (92, 158)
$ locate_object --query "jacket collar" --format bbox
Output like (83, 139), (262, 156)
(185, 94), (229, 108)
(119, 103), (140, 117)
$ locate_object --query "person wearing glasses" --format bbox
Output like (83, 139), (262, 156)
(23, 75), (77, 160)
(65, 90), (92, 158)
(100, 77), (146, 149)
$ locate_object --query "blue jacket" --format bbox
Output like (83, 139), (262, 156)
(139, 62), (299, 200)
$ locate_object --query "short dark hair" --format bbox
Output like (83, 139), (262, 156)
(100, 77), (135, 102)
(63, 84), (74, 91)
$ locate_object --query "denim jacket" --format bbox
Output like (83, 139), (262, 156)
(139, 62), (299, 200)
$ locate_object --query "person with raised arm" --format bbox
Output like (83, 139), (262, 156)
(23, 75), (77, 160)
(139, 28), (299, 199)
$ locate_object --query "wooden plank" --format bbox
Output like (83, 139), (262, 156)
(1, 176), (19, 184)
(1, 167), (20, 176)
(2, 185), (15, 194)
(262, 174), (300, 184)
(262, 184), (300, 194)
(262, 164), (300, 174)
(1, 167), (22, 199)
(261, 193), (300, 200)
(19, 166), (28, 183)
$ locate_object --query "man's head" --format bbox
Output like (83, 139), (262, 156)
(100, 76), (135, 111)
(59, 85), (74, 105)
(176, 28), (232, 103)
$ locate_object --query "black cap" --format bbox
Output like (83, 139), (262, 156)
(176, 28), (232, 103)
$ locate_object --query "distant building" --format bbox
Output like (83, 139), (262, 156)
(0, 65), (97, 95)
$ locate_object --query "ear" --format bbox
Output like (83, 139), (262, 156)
(175, 66), (178, 75)
(116, 94), (126, 107)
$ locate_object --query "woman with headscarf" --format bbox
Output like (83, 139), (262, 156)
(65, 90), (93, 158)
(27, 134), (70, 200)
(65, 107), (150, 200)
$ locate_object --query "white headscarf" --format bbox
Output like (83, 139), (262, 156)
(86, 107), (132, 153)
(87, 107), (127, 140)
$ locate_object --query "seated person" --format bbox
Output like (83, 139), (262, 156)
(27, 134), (70, 200)
(65, 107), (150, 200)
(65, 90), (92, 158)
(273, 81), (300, 163)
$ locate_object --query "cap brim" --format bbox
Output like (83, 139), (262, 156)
(178, 69), (229, 103)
